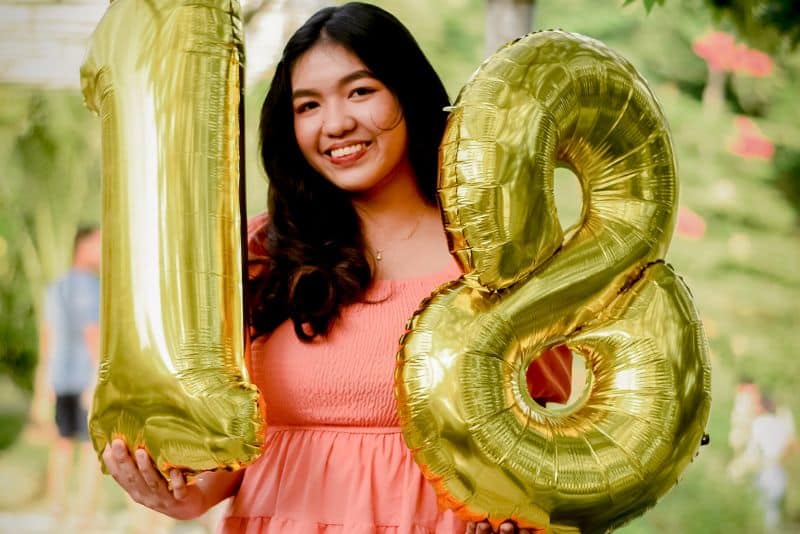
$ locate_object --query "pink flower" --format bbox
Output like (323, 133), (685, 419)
(676, 206), (707, 239)
(734, 48), (774, 77)
(693, 31), (737, 72)
(729, 116), (775, 160)
(693, 31), (774, 77)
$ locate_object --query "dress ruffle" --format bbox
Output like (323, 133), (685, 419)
(221, 426), (466, 534)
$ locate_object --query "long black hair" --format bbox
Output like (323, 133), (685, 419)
(248, 2), (451, 340)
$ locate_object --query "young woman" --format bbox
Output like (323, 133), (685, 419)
(102, 4), (571, 533)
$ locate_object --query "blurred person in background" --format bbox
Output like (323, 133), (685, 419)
(41, 224), (102, 526)
(727, 376), (762, 480)
(745, 392), (798, 532)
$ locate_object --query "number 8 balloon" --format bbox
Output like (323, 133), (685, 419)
(80, 0), (264, 476)
(396, 31), (711, 533)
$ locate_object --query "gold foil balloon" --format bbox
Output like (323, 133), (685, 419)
(396, 31), (711, 533)
(80, 0), (264, 476)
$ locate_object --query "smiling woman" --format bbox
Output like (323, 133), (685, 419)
(100, 3), (572, 533)
(290, 43), (411, 198)
(252, 1), (457, 334)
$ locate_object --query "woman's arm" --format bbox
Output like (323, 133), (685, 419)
(103, 439), (244, 520)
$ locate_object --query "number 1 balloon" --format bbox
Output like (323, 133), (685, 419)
(396, 31), (711, 533)
(80, 0), (264, 476)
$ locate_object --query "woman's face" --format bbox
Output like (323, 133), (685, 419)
(291, 41), (410, 195)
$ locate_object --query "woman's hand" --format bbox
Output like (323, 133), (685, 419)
(102, 439), (206, 520)
(466, 520), (533, 534)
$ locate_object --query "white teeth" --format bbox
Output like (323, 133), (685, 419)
(330, 143), (365, 158)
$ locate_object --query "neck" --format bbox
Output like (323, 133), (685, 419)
(351, 158), (432, 232)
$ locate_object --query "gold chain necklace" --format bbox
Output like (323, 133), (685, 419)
(374, 214), (424, 261)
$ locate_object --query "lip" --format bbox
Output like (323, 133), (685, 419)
(323, 141), (372, 165)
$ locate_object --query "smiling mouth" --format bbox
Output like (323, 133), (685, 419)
(326, 142), (370, 159)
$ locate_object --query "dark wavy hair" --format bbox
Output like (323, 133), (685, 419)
(248, 2), (451, 341)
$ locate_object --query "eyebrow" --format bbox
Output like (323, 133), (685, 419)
(291, 69), (375, 100)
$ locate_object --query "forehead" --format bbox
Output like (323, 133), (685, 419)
(291, 41), (370, 89)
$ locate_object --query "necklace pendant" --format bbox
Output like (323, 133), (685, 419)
(376, 250), (383, 261)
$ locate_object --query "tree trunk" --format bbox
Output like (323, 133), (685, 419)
(702, 68), (726, 116)
(485, 0), (536, 58)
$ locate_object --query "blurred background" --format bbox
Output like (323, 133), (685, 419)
(1, 0), (798, 532)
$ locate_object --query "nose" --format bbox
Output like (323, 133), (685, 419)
(322, 102), (356, 137)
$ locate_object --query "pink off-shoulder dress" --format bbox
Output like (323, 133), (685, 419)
(220, 215), (571, 534)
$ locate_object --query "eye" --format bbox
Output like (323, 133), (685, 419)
(294, 100), (318, 114)
(349, 86), (377, 98)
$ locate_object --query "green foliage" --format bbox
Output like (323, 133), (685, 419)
(0, 375), (29, 451)
(0, 241), (36, 392)
(709, 0), (800, 50)
(629, 0), (800, 50)
(0, 86), (101, 400)
(367, 0), (486, 99)
(772, 146), (800, 221)
(244, 78), (270, 216)
(0, 414), (25, 451)
(624, 0), (666, 13)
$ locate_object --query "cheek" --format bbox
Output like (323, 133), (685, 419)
(387, 121), (409, 159)
(369, 94), (403, 131)
(293, 119), (317, 158)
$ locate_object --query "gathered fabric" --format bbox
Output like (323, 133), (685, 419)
(222, 425), (466, 534)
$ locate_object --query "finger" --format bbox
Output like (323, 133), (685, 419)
(170, 469), (187, 500)
(499, 522), (516, 534)
(112, 439), (146, 491)
(134, 448), (163, 491)
(102, 443), (113, 470)
(102, 443), (119, 480)
(104, 441), (127, 486)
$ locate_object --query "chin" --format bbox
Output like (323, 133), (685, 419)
(335, 182), (380, 196)
(323, 172), (383, 194)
